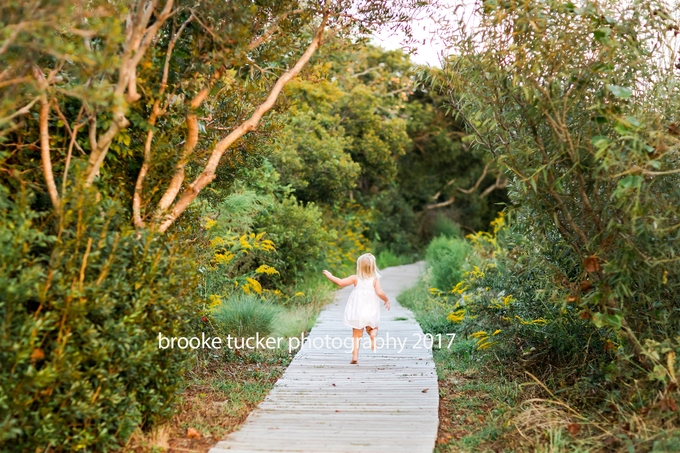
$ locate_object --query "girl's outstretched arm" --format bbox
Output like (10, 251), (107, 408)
(374, 278), (390, 310)
(322, 270), (357, 288)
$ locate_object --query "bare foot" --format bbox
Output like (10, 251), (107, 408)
(350, 359), (358, 364)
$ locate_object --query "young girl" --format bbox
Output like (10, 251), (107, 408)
(323, 253), (390, 364)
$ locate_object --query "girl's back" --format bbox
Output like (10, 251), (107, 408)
(344, 276), (379, 329)
(354, 276), (375, 292)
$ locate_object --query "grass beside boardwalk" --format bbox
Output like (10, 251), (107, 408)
(399, 282), (520, 452)
(398, 282), (637, 453)
(128, 349), (293, 452)
(129, 277), (336, 452)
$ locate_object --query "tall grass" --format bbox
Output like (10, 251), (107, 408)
(397, 282), (454, 336)
(212, 294), (280, 338)
(425, 236), (472, 290)
(431, 213), (462, 239)
(375, 249), (413, 269)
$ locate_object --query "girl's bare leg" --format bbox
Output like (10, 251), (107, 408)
(351, 328), (363, 363)
(366, 326), (378, 351)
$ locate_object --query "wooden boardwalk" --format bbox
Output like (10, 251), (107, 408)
(209, 262), (438, 453)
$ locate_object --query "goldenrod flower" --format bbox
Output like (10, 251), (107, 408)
(256, 264), (280, 275)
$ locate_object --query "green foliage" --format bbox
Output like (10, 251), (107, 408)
(271, 90), (360, 204)
(441, 0), (680, 363)
(430, 213), (462, 239)
(398, 81), (508, 238)
(370, 187), (419, 255)
(425, 236), (472, 292)
(269, 41), (507, 258)
(397, 283), (453, 337)
(255, 195), (332, 286)
(375, 250), (412, 269)
(211, 294), (279, 339)
(0, 187), (197, 451)
(421, 205), (680, 445)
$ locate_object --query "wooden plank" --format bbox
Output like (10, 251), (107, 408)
(208, 262), (438, 453)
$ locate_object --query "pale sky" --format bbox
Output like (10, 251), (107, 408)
(371, 1), (479, 67)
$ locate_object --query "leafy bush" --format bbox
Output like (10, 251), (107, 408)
(375, 250), (412, 269)
(0, 187), (197, 451)
(323, 201), (373, 273)
(256, 196), (332, 286)
(425, 236), (472, 291)
(441, 0), (680, 369)
(370, 188), (419, 255)
(212, 294), (280, 339)
(430, 213), (462, 239)
(397, 283), (453, 337)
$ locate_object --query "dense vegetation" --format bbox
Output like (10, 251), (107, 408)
(0, 0), (505, 450)
(5, 0), (676, 450)
(399, 0), (680, 450)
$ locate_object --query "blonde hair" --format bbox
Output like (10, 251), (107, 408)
(356, 253), (380, 279)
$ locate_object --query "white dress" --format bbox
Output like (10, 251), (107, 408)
(343, 276), (380, 329)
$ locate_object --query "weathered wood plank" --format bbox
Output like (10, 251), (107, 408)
(209, 262), (437, 453)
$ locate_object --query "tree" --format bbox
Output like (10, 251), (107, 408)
(439, 0), (680, 363)
(0, 0), (425, 231)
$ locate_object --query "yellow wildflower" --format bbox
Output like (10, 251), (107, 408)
(208, 294), (222, 308)
(447, 309), (466, 323)
(515, 315), (548, 325)
(245, 277), (262, 294)
(477, 340), (497, 350)
(214, 251), (235, 266)
(256, 264), (280, 275)
(451, 281), (468, 295)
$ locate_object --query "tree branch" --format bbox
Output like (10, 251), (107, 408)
(427, 196), (456, 210)
(34, 66), (60, 211)
(457, 161), (490, 194)
(0, 96), (40, 127)
(133, 12), (193, 228)
(480, 172), (507, 198)
(247, 9), (303, 51)
(85, 0), (175, 187)
(155, 14), (329, 233)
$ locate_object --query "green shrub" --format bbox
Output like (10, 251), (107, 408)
(430, 213), (462, 239)
(397, 283), (453, 336)
(370, 188), (419, 255)
(0, 187), (198, 451)
(375, 249), (412, 269)
(212, 294), (279, 339)
(256, 195), (331, 286)
(441, 0), (680, 369)
(425, 236), (472, 291)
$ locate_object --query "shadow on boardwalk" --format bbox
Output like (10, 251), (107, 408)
(209, 262), (438, 453)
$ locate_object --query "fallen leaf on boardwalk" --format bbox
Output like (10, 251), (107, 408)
(422, 388), (429, 393)
(567, 423), (581, 435)
(186, 427), (201, 439)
